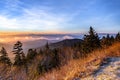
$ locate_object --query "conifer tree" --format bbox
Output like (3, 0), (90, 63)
(115, 32), (120, 42)
(106, 34), (112, 46)
(101, 34), (115, 47)
(21, 52), (28, 73)
(82, 27), (101, 53)
(104, 34), (111, 46)
(44, 42), (50, 56)
(13, 41), (25, 66)
(37, 48), (61, 74)
(27, 49), (37, 61)
(52, 48), (60, 68)
(110, 35), (115, 44)
(0, 47), (11, 65)
(45, 42), (49, 50)
(101, 36), (106, 47)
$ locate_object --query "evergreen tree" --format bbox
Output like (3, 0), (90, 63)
(101, 34), (115, 47)
(52, 48), (60, 68)
(26, 49), (37, 61)
(110, 35), (115, 44)
(45, 41), (49, 50)
(115, 32), (120, 42)
(81, 27), (101, 53)
(0, 47), (11, 65)
(44, 42), (50, 56)
(21, 52), (28, 73)
(14, 53), (22, 66)
(101, 36), (106, 47)
(106, 34), (111, 46)
(104, 34), (111, 46)
(37, 48), (60, 74)
(13, 41), (25, 66)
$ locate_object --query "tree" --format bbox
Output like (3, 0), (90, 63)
(0, 47), (11, 65)
(37, 48), (61, 74)
(101, 36), (106, 47)
(14, 53), (22, 66)
(21, 52), (28, 73)
(26, 49), (37, 61)
(45, 42), (49, 50)
(81, 27), (101, 53)
(106, 34), (112, 46)
(110, 35), (115, 44)
(44, 42), (50, 56)
(115, 32), (120, 42)
(51, 48), (60, 68)
(13, 41), (25, 66)
(101, 34), (114, 47)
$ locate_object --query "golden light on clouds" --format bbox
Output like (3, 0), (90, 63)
(0, 31), (75, 43)
(0, 35), (48, 43)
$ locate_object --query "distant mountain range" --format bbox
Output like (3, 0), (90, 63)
(0, 33), (117, 55)
(49, 39), (83, 49)
(0, 39), (59, 54)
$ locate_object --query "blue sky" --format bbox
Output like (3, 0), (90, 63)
(0, 0), (120, 33)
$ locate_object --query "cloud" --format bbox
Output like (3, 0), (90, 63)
(20, 8), (67, 30)
(0, 0), (99, 33)
(62, 35), (73, 40)
(0, 0), (119, 33)
(0, 36), (48, 43)
(4, 0), (22, 10)
(14, 36), (48, 41)
(0, 33), (74, 43)
(0, 15), (19, 29)
(0, 5), (70, 32)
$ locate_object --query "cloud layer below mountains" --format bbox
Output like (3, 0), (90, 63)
(0, 33), (83, 43)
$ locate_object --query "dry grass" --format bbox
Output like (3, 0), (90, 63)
(37, 42), (120, 80)
(0, 42), (120, 80)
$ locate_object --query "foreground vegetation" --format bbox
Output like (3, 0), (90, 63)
(0, 27), (120, 80)
(37, 42), (120, 80)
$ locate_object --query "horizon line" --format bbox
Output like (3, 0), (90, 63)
(0, 31), (118, 35)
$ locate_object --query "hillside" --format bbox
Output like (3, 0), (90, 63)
(37, 42), (120, 80)
(0, 42), (120, 80)
(49, 39), (83, 48)
(36, 39), (83, 51)
(0, 39), (58, 55)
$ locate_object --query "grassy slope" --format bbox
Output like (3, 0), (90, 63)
(0, 42), (119, 80)
(37, 42), (120, 80)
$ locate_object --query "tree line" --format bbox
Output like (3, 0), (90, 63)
(0, 27), (120, 75)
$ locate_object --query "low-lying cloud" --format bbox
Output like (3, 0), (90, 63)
(0, 33), (77, 43)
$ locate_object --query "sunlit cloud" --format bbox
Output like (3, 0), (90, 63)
(0, 6), (70, 32)
(0, 0), (119, 33)
(0, 15), (19, 29)
(0, 36), (47, 43)
(62, 35), (73, 40)
(0, 33), (75, 43)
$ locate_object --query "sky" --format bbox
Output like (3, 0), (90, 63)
(0, 0), (120, 33)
